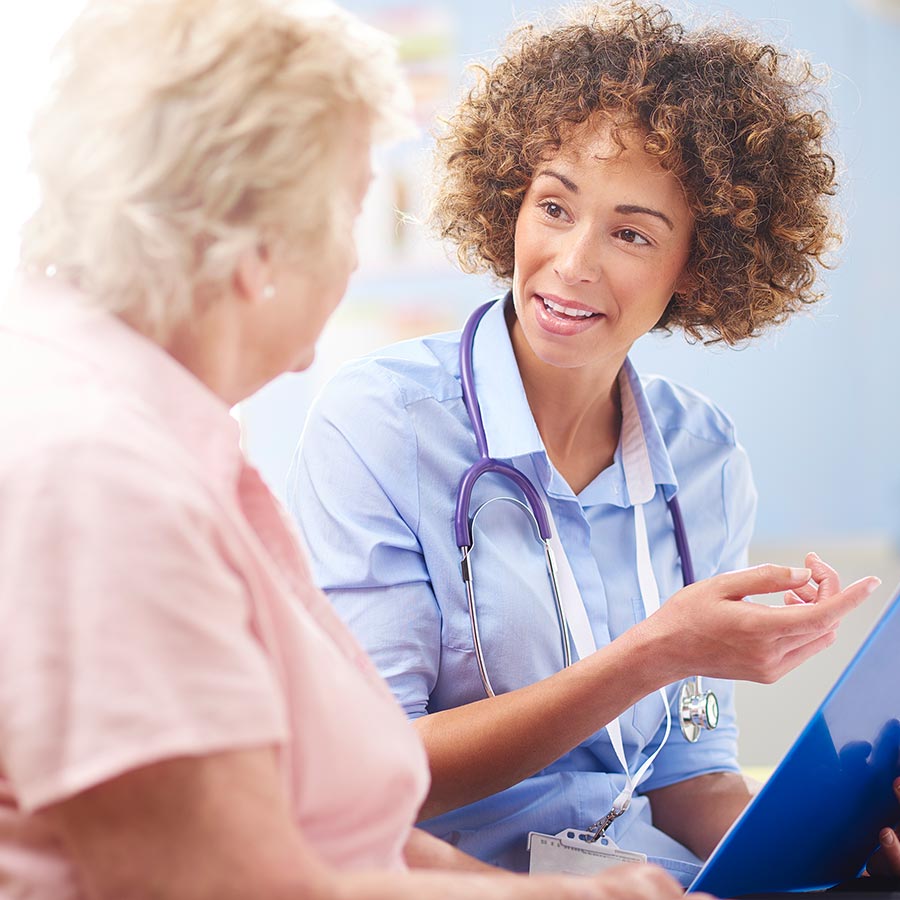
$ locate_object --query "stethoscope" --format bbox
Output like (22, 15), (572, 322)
(454, 298), (718, 743)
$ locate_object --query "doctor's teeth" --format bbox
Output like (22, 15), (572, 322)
(542, 297), (596, 318)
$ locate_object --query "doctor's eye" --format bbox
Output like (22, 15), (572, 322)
(537, 200), (570, 222)
(614, 228), (651, 246)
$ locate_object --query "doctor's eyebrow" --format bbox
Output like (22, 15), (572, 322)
(534, 169), (579, 194)
(615, 204), (674, 230)
(534, 170), (675, 230)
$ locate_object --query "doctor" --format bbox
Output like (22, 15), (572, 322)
(290, 2), (886, 886)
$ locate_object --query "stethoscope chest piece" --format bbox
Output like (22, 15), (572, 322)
(679, 677), (719, 743)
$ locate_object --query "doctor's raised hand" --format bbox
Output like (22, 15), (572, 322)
(0, 1), (691, 899)
(290, 0), (882, 888)
(644, 554), (878, 687)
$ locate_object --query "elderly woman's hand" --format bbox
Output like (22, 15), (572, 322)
(531, 865), (690, 900)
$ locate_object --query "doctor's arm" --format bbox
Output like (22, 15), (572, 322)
(643, 771), (760, 860)
(403, 825), (500, 872)
(415, 560), (875, 820)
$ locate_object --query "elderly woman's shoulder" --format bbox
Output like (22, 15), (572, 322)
(0, 367), (213, 519)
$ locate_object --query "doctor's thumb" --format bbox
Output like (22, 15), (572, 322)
(711, 563), (813, 600)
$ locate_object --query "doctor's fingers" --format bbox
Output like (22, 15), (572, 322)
(779, 554), (842, 606)
(867, 828), (900, 876)
(785, 589), (809, 605)
(874, 827), (900, 875)
(867, 778), (900, 876)
(779, 575), (881, 634)
(806, 552), (842, 600)
(761, 628), (839, 683)
(880, 780), (900, 871)
(704, 563), (814, 600)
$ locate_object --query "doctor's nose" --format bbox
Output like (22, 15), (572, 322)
(553, 231), (603, 285)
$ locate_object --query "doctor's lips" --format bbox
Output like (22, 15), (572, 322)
(536, 293), (602, 319)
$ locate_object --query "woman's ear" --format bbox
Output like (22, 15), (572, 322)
(234, 244), (274, 306)
(674, 267), (697, 300)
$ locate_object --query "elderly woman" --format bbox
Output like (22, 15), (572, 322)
(290, 0), (895, 887)
(0, 1), (697, 898)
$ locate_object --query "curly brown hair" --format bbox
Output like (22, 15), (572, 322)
(432, 1), (839, 344)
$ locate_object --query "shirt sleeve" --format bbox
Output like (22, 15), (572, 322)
(716, 443), (758, 574)
(640, 441), (757, 791)
(0, 434), (288, 812)
(287, 363), (442, 720)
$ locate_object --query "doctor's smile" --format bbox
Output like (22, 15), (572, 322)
(531, 293), (605, 336)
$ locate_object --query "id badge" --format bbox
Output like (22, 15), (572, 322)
(527, 828), (647, 876)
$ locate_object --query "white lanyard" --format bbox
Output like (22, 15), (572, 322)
(544, 368), (672, 831)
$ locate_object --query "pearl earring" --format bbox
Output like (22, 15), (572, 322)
(262, 284), (276, 301)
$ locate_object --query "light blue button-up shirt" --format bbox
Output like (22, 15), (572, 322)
(289, 296), (757, 885)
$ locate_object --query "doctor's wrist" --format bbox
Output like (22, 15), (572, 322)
(614, 618), (687, 694)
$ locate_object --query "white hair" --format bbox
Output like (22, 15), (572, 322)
(21, 0), (411, 336)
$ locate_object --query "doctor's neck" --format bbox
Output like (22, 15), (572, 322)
(509, 314), (624, 490)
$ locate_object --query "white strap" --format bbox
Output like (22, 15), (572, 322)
(542, 368), (670, 819)
(547, 509), (670, 816)
(546, 520), (594, 662)
(633, 504), (661, 616)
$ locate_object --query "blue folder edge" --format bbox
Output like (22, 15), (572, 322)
(688, 586), (900, 897)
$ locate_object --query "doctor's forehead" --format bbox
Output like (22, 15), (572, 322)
(529, 124), (692, 221)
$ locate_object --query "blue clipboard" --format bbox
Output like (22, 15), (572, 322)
(688, 585), (900, 897)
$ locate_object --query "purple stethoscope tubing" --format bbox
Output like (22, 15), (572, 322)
(454, 297), (694, 588)
(455, 301), (554, 548)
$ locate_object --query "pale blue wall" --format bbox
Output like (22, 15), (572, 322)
(242, 0), (900, 545)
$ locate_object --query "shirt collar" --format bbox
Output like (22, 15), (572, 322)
(618, 358), (679, 504)
(466, 293), (678, 505)
(5, 276), (244, 489)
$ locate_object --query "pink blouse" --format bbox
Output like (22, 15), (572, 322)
(0, 277), (429, 897)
